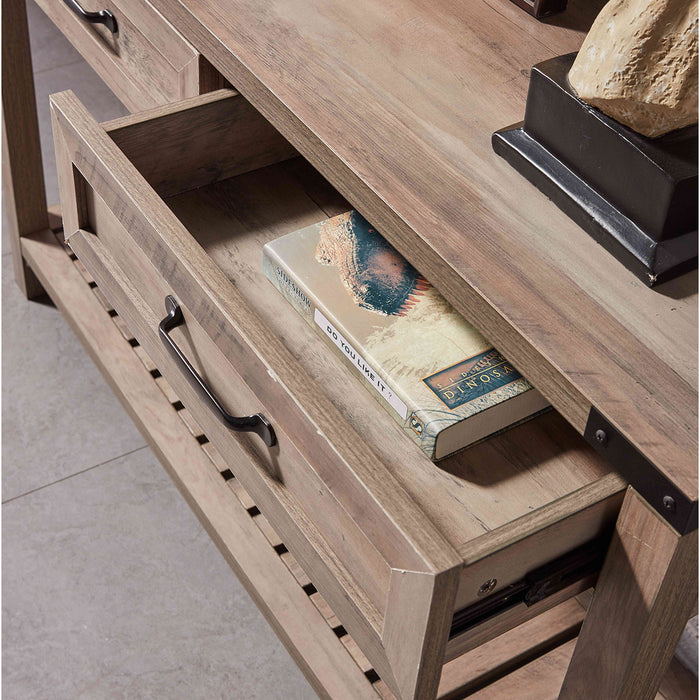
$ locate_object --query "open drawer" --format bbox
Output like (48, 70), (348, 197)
(51, 89), (626, 700)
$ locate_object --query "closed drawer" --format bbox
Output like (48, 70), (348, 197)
(51, 88), (625, 700)
(34, 0), (222, 111)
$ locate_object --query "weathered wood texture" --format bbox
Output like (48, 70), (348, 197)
(19, 228), (382, 700)
(96, 88), (621, 561)
(151, 0), (698, 501)
(103, 88), (298, 196)
(22, 229), (696, 700)
(52, 90), (466, 699)
(32, 0), (205, 111)
(438, 597), (586, 699)
(81, 150), (623, 652)
(2, 0), (47, 298)
(50, 88), (632, 699)
(561, 488), (698, 699)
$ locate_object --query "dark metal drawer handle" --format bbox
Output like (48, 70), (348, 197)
(159, 296), (276, 447)
(61, 0), (118, 33)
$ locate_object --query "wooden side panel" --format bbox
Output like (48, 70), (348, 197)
(561, 488), (698, 700)
(102, 89), (298, 196)
(2, 0), (47, 298)
(455, 476), (624, 611)
(383, 568), (460, 699)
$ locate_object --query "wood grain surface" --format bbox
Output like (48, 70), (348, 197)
(2, 0), (47, 298)
(561, 488), (698, 699)
(51, 87), (637, 699)
(149, 0), (697, 500)
(23, 224), (694, 700)
(20, 228), (383, 700)
(33, 0), (205, 111)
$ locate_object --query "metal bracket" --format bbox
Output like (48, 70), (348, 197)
(584, 407), (697, 534)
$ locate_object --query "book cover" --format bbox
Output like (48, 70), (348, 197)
(263, 210), (549, 460)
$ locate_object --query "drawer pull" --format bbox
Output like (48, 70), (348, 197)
(159, 296), (276, 447)
(61, 0), (118, 33)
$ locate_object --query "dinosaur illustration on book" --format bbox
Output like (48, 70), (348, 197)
(315, 210), (430, 317)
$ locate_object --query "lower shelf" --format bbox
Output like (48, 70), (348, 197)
(20, 225), (695, 700)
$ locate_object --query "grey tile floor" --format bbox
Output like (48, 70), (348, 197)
(2, 3), (315, 698)
(2, 2), (697, 698)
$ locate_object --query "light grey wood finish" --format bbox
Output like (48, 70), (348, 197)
(20, 229), (697, 700)
(152, 0), (698, 502)
(52, 88), (465, 700)
(8, 0), (697, 696)
(33, 0), (214, 111)
(51, 88), (633, 698)
(561, 488), (698, 700)
(19, 228), (382, 700)
(2, 0), (47, 298)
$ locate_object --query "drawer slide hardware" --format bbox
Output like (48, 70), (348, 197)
(449, 536), (608, 639)
(159, 296), (276, 447)
(61, 0), (118, 33)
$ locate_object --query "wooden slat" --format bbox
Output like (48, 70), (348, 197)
(658, 658), (699, 700)
(155, 0), (697, 501)
(438, 597), (585, 699)
(20, 228), (381, 700)
(464, 636), (683, 700)
(154, 375), (180, 405)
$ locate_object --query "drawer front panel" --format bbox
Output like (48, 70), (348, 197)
(35, 0), (203, 111)
(85, 189), (392, 616)
(52, 88), (464, 700)
(69, 225), (394, 667)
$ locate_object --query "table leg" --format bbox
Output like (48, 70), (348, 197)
(560, 487), (697, 699)
(2, 0), (49, 298)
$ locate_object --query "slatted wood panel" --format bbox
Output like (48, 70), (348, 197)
(21, 225), (694, 700)
(152, 0), (697, 503)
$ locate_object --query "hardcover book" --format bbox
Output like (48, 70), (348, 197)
(263, 211), (549, 461)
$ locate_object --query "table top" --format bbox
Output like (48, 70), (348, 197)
(155, 0), (698, 504)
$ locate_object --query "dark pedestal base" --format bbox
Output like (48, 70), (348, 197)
(493, 54), (698, 287)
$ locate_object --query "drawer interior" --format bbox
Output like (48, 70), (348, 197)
(98, 89), (624, 599)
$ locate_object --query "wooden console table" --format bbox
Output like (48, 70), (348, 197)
(4, 0), (697, 697)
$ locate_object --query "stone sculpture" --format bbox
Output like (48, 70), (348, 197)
(568, 0), (698, 137)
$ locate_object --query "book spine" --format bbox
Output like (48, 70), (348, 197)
(262, 246), (436, 460)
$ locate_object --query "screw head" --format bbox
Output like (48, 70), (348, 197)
(478, 578), (497, 597)
(595, 429), (607, 445)
(663, 495), (676, 512)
